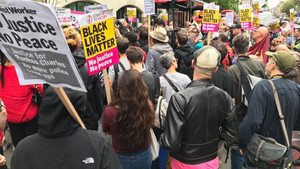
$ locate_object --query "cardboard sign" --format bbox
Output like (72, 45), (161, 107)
(269, 22), (281, 34)
(71, 10), (84, 28)
(144, 0), (155, 15)
(79, 9), (113, 28)
(251, 17), (259, 31)
(253, 2), (259, 15)
(80, 17), (118, 75)
(84, 4), (107, 14)
(290, 9), (294, 28)
(202, 4), (220, 32)
(225, 12), (234, 25)
(0, 1), (86, 92)
(239, 4), (252, 30)
(55, 8), (71, 25)
(127, 7), (136, 22)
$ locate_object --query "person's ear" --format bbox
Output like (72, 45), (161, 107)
(192, 60), (195, 68)
(213, 67), (218, 73)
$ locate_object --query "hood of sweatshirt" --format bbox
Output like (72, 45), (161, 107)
(38, 85), (86, 138)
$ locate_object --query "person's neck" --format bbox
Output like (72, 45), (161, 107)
(5, 61), (13, 66)
(255, 37), (263, 43)
(119, 54), (126, 59)
(236, 53), (248, 57)
(131, 63), (145, 72)
(269, 70), (284, 79)
(167, 67), (176, 73)
(193, 74), (212, 81)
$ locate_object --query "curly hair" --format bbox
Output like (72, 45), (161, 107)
(63, 26), (81, 53)
(110, 69), (155, 152)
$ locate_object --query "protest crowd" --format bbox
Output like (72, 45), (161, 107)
(0, 1), (299, 169)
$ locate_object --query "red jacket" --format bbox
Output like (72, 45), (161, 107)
(0, 65), (42, 123)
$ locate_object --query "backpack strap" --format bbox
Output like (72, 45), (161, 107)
(236, 62), (251, 101)
(83, 63), (89, 87)
(113, 63), (120, 81)
(119, 62), (126, 71)
(152, 72), (160, 101)
(163, 74), (179, 92)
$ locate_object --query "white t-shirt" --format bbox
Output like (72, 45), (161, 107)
(160, 72), (191, 102)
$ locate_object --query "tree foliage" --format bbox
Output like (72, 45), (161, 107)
(281, 0), (299, 14)
(203, 0), (239, 12)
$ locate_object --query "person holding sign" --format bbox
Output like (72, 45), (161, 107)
(11, 86), (122, 169)
(0, 50), (41, 147)
(102, 69), (154, 169)
(63, 26), (103, 131)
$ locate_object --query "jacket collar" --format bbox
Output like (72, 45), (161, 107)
(186, 78), (213, 88)
(237, 55), (250, 61)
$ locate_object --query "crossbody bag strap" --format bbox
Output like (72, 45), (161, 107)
(269, 80), (290, 148)
(163, 74), (179, 92)
(118, 62), (126, 71)
(236, 62), (251, 100)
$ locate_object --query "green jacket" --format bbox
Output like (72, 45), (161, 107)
(228, 56), (267, 120)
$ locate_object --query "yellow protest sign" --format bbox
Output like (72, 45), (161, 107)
(269, 22), (281, 34)
(240, 8), (252, 22)
(253, 4), (259, 12)
(80, 17), (119, 75)
(127, 8), (136, 22)
(203, 8), (219, 24)
(252, 17), (259, 27)
(290, 12), (294, 22)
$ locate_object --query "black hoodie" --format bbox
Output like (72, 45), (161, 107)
(11, 86), (122, 169)
(73, 48), (103, 130)
(174, 45), (195, 80)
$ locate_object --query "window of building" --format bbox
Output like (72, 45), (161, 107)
(65, 1), (97, 12)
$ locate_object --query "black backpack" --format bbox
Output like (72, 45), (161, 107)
(112, 62), (126, 93)
(174, 50), (194, 80)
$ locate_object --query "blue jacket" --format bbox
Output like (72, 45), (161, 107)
(239, 78), (300, 148)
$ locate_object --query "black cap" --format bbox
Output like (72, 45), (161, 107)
(230, 24), (241, 29)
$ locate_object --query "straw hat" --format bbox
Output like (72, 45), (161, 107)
(150, 26), (169, 43)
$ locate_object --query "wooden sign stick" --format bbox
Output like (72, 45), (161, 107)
(148, 15), (151, 50)
(102, 69), (111, 105)
(54, 87), (86, 129)
(207, 32), (212, 45)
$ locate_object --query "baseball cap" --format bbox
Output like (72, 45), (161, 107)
(194, 46), (221, 68)
(230, 24), (241, 29)
(265, 51), (296, 73)
(160, 51), (176, 69)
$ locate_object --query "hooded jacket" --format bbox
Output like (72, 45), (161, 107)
(174, 45), (195, 80)
(73, 48), (103, 130)
(11, 86), (122, 169)
(146, 42), (173, 76)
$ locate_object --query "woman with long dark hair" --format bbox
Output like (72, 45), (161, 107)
(102, 69), (155, 169)
(0, 50), (42, 147)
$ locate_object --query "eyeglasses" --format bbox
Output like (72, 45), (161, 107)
(0, 99), (5, 112)
(173, 59), (178, 62)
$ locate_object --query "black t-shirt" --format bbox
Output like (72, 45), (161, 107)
(212, 66), (235, 98)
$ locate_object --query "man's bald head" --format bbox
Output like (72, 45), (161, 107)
(252, 26), (269, 43)
(276, 44), (290, 51)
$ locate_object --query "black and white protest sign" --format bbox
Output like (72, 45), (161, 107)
(0, 1), (86, 92)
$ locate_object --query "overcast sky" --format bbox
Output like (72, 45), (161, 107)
(268, 0), (284, 9)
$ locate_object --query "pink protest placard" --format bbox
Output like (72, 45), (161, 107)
(202, 4), (220, 32)
(239, 4), (252, 30)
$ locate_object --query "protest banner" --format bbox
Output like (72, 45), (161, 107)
(269, 22), (281, 34)
(239, 4), (252, 30)
(202, 3), (220, 33)
(55, 8), (71, 25)
(290, 9), (295, 28)
(127, 7), (137, 22)
(225, 12), (234, 25)
(80, 9), (118, 104)
(84, 4), (107, 14)
(71, 10), (84, 28)
(144, 0), (155, 15)
(0, 1), (86, 128)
